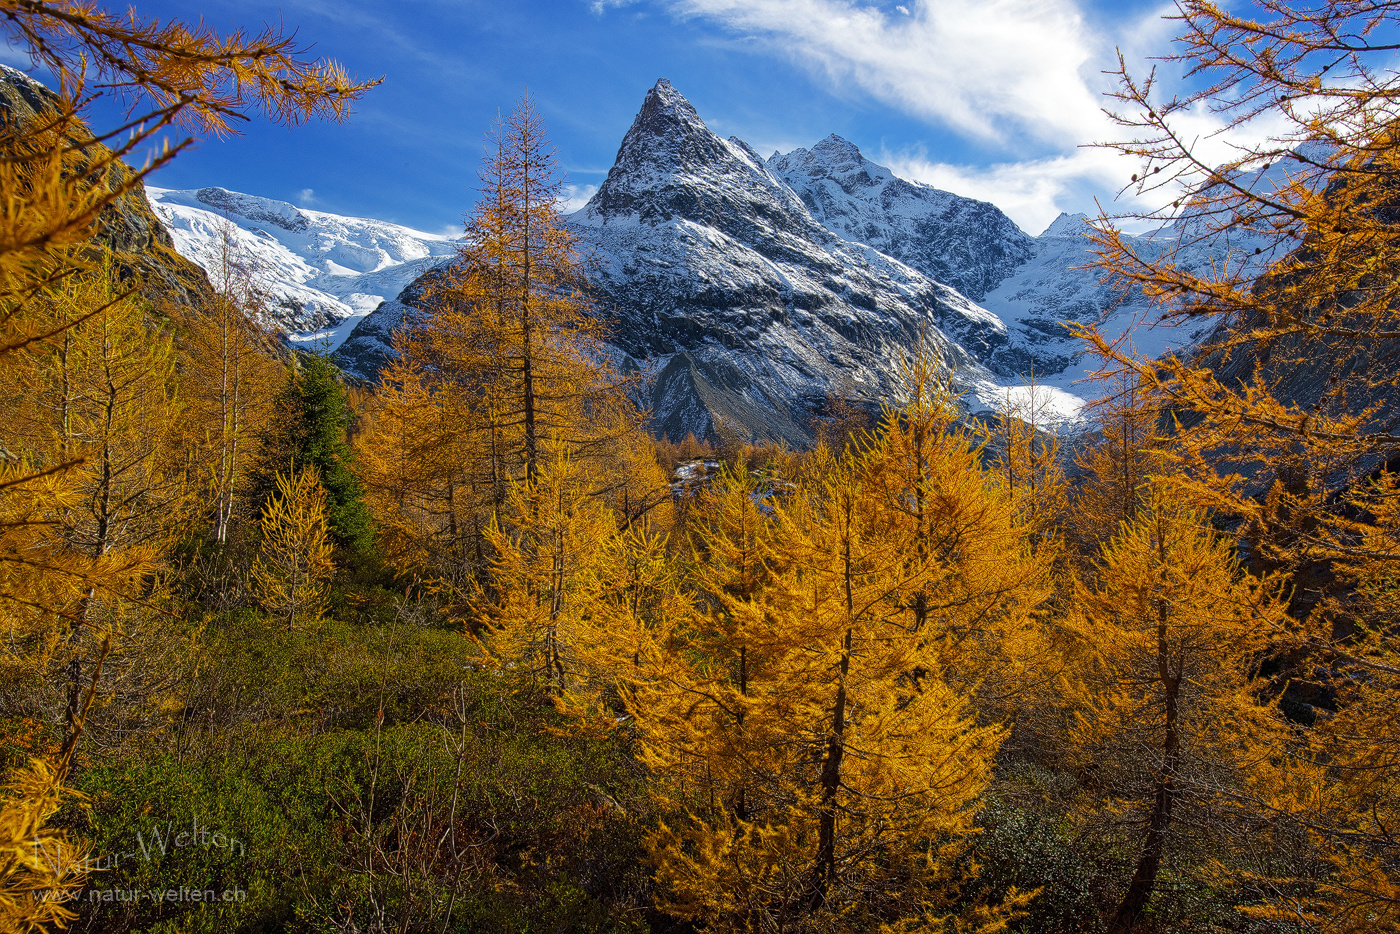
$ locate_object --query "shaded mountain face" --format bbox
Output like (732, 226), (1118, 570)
(324, 266), (449, 382)
(0, 64), (212, 310)
(978, 211), (1278, 391)
(770, 135), (1034, 301)
(338, 79), (1036, 445)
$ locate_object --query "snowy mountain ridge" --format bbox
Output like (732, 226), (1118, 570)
(149, 79), (1269, 443)
(553, 79), (1043, 443)
(147, 186), (458, 348)
(769, 135), (1035, 302)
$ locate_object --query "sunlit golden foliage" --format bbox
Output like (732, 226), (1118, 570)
(1065, 484), (1293, 932)
(631, 349), (1050, 933)
(980, 373), (1068, 540)
(1080, 0), (1400, 568)
(405, 95), (619, 485)
(251, 464), (333, 629)
(861, 345), (1057, 720)
(1067, 370), (1165, 569)
(0, 0), (374, 639)
(1077, 1), (1400, 924)
(0, 758), (88, 934)
(0, 10), (373, 927)
(0, 259), (189, 747)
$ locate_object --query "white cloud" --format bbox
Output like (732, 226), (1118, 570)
(666, 0), (1109, 148)
(297, 188), (317, 207)
(619, 0), (1140, 222)
(600, 0), (1296, 227)
(881, 145), (1136, 234)
(879, 112), (1297, 235)
(560, 183), (599, 213)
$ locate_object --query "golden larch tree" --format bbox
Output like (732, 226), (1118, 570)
(859, 345), (1057, 723)
(480, 435), (674, 710)
(251, 464), (334, 629)
(0, 259), (189, 745)
(366, 98), (663, 604)
(402, 95), (615, 493)
(1074, 1), (1400, 922)
(636, 407), (1042, 932)
(1066, 484), (1291, 934)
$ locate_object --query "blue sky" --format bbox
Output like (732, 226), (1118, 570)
(5, 0), (1187, 235)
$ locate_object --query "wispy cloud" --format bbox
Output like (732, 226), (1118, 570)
(594, 0), (1133, 223)
(659, 0), (1109, 148)
(880, 146), (1135, 234)
(297, 188), (318, 207)
(0, 38), (36, 70)
(599, 0), (1290, 230)
(560, 183), (599, 213)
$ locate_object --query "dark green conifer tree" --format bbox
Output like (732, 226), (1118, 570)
(256, 354), (375, 554)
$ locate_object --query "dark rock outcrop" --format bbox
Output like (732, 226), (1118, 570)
(0, 64), (214, 309)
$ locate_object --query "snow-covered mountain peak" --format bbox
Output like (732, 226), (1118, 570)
(1041, 212), (1093, 238)
(629, 78), (712, 151)
(771, 136), (1034, 301)
(327, 79), (1273, 441)
(499, 80), (1043, 442)
(786, 134), (893, 184)
(191, 187), (310, 233)
(584, 79), (724, 203)
(578, 79), (814, 235)
(147, 186), (457, 348)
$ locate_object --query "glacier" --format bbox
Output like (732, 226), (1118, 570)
(146, 186), (458, 351)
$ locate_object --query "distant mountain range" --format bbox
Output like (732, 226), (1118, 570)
(143, 78), (1270, 444)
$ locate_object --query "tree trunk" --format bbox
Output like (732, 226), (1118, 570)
(811, 626), (852, 910)
(736, 644), (748, 822)
(65, 376), (116, 747)
(1107, 590), (1181, 934)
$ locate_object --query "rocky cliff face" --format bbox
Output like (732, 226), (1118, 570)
(770, 135), (1034, 301)
(320, 78), (1265, 443)
(0, 64), (213, 309)
(337, 80), (1042, 444)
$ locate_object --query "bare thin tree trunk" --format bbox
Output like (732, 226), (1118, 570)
(812, 507), (856, 910)
(1107, 529), (1182, 934)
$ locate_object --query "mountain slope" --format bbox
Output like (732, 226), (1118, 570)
(147, 186), (457, 349)
(769, 135), (1034, 301)
(0, 65), (213, 310)
(978, 211), (1278, 393)
(193, 78), (1270, 442)
(339, 79), (1036, 445)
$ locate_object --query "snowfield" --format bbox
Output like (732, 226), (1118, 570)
(146, 186), (458, 351)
